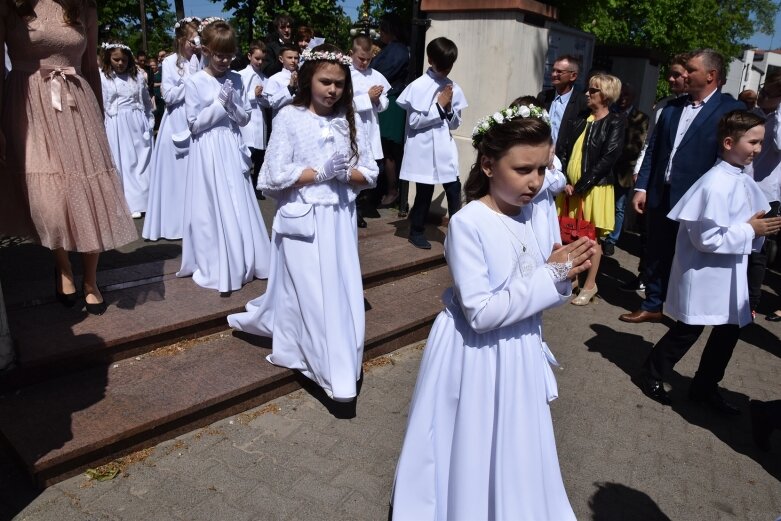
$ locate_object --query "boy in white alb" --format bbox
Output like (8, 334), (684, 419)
(350, 34), (391, 228)
(397, 37), (467, 249)
(263, 44), (299, 117)
(350, 35), (390, 164)
(640, 110), (781, 412)
(239, 40), (270, 194)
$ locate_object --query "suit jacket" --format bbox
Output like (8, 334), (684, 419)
(536, 87), (589, 160)
(635, 91), (744, 209)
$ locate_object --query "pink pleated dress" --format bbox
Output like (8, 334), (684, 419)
(0, 0), (137, 252)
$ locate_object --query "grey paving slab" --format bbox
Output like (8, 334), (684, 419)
(5, 241), (781, 521)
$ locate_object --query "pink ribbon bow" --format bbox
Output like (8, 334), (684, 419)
(43, 67), (77, 111)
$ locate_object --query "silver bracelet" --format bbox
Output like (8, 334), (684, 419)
(545, 261), (572, 282)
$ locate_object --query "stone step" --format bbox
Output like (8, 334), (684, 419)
(1, 218), (445, 390)
(0, 265), (451, 487)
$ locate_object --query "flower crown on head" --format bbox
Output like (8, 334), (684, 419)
(198, 16), (225, 34)
(471, 104), (551, 146)
(174, 16), (201, 30)
(101, 42), (131, 53)
(299, 49), (352, 66)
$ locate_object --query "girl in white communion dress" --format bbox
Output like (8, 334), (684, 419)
(100, 42), (154, 218)
(228, 45), (378, 404)
(391, 105), (595, 521)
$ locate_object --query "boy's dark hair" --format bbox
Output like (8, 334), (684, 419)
(718, 110), (765, 144)
(510, 95), (538, 107)
(274, 14), (294, 30)
(426, 37), (458, 71)
(670, 52), (690, 68)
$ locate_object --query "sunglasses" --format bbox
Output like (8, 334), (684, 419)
(551, 68), (575, 75)
(587, 87), (601, 94)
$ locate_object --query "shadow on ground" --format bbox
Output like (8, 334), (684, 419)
(589, 481), (671, 521)
(585, 324), (781, 482)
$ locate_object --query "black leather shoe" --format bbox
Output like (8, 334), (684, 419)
(83, 286), (108, 316)
(357, 216), (367, 228)
(54, 268), (77, 308)
(639, 377), (672, 405)
(408, 235), (431, 250)
(765, 312), (781, 322)
(689, 388), (741, 416)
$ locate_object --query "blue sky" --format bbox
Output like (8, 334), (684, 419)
(171, 0), (364, 20)
(171, 1), (778, 50)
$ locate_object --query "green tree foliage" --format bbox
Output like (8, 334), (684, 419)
(98, 0), (176, 54)
(550, 0), (780, 96)
(367, 0), (412, 25)
(211, 0), (352, 50)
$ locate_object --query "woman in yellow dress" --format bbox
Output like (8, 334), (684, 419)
(557, 73), (626, 305)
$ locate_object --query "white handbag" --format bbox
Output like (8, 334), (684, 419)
(272, 202), (315, 239)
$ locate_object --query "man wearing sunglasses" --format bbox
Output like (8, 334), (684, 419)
(536, 54), (589, 160)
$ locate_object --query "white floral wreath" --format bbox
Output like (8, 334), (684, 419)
(471, 104), (551, 146)
(299, 49), (352, 66)
(198, 16), (225, 34)
(174, 16), (201, 30)
(100, 42), (131, 53)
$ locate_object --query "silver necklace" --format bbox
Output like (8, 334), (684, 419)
(484, 197), (537, 277)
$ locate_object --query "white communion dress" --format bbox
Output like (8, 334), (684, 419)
(101, 71), (154, 214)
(391, 200), (576, 521)
(227, 105), (378, 402)
(175, 70), (270, 292)
(142, 54), (199, 240)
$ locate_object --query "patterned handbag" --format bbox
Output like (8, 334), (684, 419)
(559, 197), (596, 244)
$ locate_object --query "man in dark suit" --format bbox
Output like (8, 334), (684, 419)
(625, 49), (748, 414)
(621, 49), (744, 326)
(536, 54), (589, 161)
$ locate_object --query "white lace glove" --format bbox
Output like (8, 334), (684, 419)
(314, 152), (348, 183)
(218, 79), (236, 112)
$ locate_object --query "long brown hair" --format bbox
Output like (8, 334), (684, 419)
(12, 0), (95, 24)
(464, 117), (552, 202)
(100, 45), (138, 80)
(292, 43), (358, 162)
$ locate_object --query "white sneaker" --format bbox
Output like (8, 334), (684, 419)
(131, 212), (142, 219)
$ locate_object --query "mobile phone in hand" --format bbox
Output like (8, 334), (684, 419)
(764, 201), (780, 219)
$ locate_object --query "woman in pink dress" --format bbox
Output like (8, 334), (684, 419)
(0, 0), (137, 315)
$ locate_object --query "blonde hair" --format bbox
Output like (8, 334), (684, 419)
(589, 73), (622, 105)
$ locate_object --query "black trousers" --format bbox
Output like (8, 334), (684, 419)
(644, 322), (740, 394)
(249, 147), (265, 191)
(408, 181), (461, 236)
(747, 200), (779, 310)
(641, 187), (678, 312)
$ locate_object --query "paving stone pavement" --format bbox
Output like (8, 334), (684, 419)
(3, 243), (781, 521)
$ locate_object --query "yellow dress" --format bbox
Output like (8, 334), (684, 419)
(557, 115), (614, 236)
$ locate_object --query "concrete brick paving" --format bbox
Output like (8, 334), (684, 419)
(3, 243), (781, 521)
